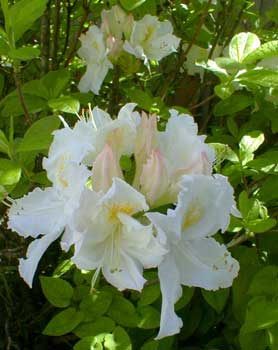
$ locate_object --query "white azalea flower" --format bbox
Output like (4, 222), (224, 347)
(147, 174), (240, 339)
(43, 118), (96, 185)
(138, 110), (215, 206)
(89, 103), (140, 160)
(101, 5), (133, 41)
(78, 25), (113, 94)
(123, 15), (180, 66)
(72, 178), (166, 291)
(8, 163), (90, 287)
(101, 5), (134, 61)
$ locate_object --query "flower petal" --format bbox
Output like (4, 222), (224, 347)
(92, 143), (123, 192)
(102, 250), (146, 291)
(176, 237), (239, 290)
(178, 174), (237, 239)
(139, 149), (170, 207)
(8, 187), (65, 238)
(19, 231), (61, 287)
(118, 213), (166, 268)
(101, 177), (149, 214)
(156, 254), (183, 339)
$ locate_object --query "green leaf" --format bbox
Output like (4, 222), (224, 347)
(201, 288), (229, 314)
(9, 0), (48, 41)
(40, 276), (74, 308)
(247, 151), (278, 174)
(41, 69), (71, 99)
(239, 329), (268, 350)
(139, 283), (160, 306)
(213, 94), (253, 117)
(8, 47), (40, 60)
(258, 176), (278, 202)
(17, 116), (60, 152)
(232, 246), (260, 322)
(140, 340), (158, 350)
(48, 96), (80, 114)
(126, 88), (169, 118)
(241, 296), (278, 334)
(243, 40), (278, 64)
(175, 286), (195, 311)
(104, 326), (132, 350)
(0, 130), (9, 155)
(0, 159), (21, 186)
(0, 36), (10, 55)
(238, 69), (278, 88)
(137, 305), (160, 329)
(239, 130), (264, 164)
(108, 296), (139, 327)
(120, 0), (146, 11)
(80, 291), (113, 321)
(229, 32), (261, 62)
(43, 307), (84, 336)
(74, 316), (115, 338)
(197, 59), (228, 80)
(74, 336), (103, 350)
(267, 323), (278, 350)
(2, 94), (47, 117)
(52, 260), (74, 278)
(249, 266), (278, 298)
(246, 218), (276, 233)
(214, 83), (235, 100)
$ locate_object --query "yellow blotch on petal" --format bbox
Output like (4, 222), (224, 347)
(182, 205), (202, 231)
(108, 204), (135, 221)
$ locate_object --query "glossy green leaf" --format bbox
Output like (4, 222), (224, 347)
(137, 305), (160, 329)
(249, 266), (278, 297)
(40, 276), (74, 308)
(0, 158), (21, 186)
(48, 96), (80, 114)
(243, 40), (278, 64)
(213, 94), (253, 117)
(43, 307), (84, 336)
(238, 69), (278, 88)
(0, 130), (9, 155)
(104, 326), (132, 350)
(74, 317), (115, 339)
(74, 336), (103, 350)
(241, 296), (278, 334)
(80, 291), (113, 321)
(8, 47), (40, 60)
(120, 0), (146, 11)
(17, 116), (60, 152)
(9, 0), (48, 41)
(202, 288), (229, 314)
(108, 296), (139, 327)
(229, 32), (261, 62)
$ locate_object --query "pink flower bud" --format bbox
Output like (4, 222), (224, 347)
(92, 144), (123, 192)
(133, 113), (157, 188)
(140, 149), (169, 207)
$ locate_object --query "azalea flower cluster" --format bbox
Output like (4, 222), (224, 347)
(78, 5), (180, 94)
(8, 104), (240, 339)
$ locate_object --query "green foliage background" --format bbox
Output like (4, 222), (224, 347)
(0, 0), (277, 349)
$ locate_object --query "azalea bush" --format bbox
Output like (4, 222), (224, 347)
(0, 0), (278, 349)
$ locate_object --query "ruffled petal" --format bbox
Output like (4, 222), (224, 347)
(101, 177), (149, 214)
(19, 231), (61, 287)
(8, 187), (65, 238)
(176, 237), (239, 290)
(118, 213), (166, 268)
(156, 254), (183, 339)
(92, 143), (123, 192)
(102, 251), (146, 291)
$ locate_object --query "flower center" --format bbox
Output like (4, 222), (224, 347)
(108, 204), (134, 222)
(182, 204), (202, 231)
